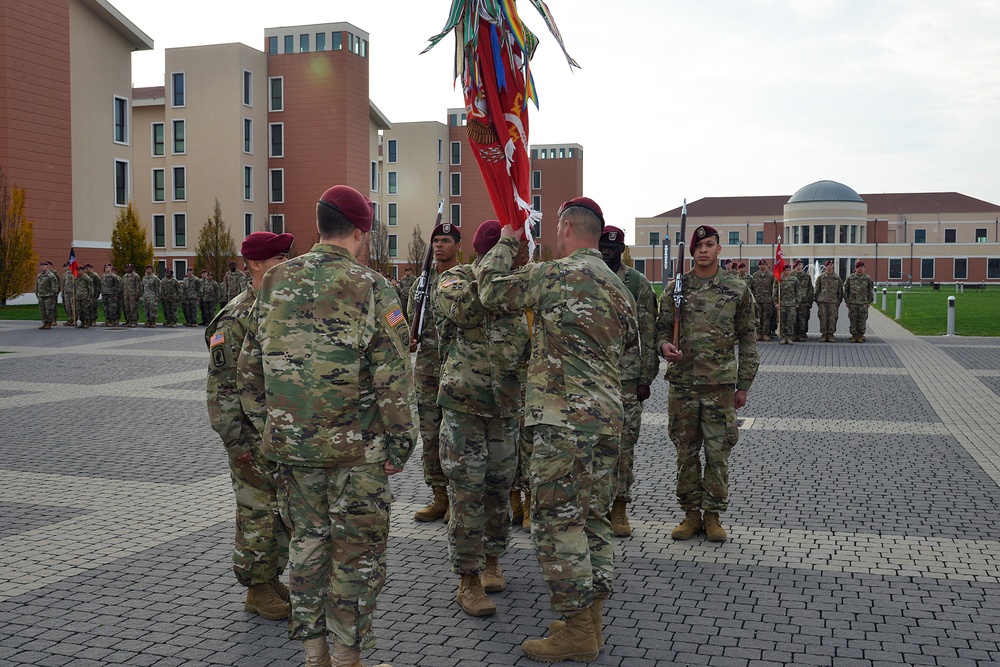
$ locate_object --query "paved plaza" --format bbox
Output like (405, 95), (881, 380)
(1, 306), (999, 667)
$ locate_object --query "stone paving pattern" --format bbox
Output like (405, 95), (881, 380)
(1, 304), (999, 666)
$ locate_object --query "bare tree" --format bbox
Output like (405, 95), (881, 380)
(368, 219), (392, 276)
(195, 199), (237, 280)
(407, 226), (428, 272)
(0, 169), (37, 306)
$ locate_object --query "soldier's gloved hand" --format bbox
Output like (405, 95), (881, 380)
(637, 384), (651, 402)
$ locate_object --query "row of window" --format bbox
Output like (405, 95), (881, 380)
(114, 162), (287, 207)
(889, 257), (1000, 280)
(267, 31), (367, 57)
(643, 228), (993, 247)
(531, 147), (577, 160)
(153, 212), (282, 249)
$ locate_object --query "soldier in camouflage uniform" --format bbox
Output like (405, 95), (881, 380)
(844, 260), (875, 343)
(598, 226), (658, 538)
(199, 270), (221, 324)
(61, 263), (76, 325)
(141, 266), (160, 327)
(737, 262), (753, 291)
(240, 267), (251, 291)
(793, 260), (814, 341)
(207, 232), (294, 622)
(85, 265), (101, 324)
(656, 224), (759, 545)
(396, 267), (415, 306)
(435, 220), (530, 617)
(751, 259), (776, 341)
(407, 223), (461, 523)
(35, 261), (60, 329)
(160, 269), (182, 327)
(74, 267), (94, 328)
(773, 264), (799, 345)
(122, 264), (142, 327)
(238, 185), (411, 667)
(221, 261), (244, 306)
(814, 260), (844, 342)
(477, 197), (638, 663)
(101, 264), (123, 326)
(182, 268), (201, 327)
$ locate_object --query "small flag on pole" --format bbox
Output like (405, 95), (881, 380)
(68, 247), (78, 277)
(773, 238), (785, 280)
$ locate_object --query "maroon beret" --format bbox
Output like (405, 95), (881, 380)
(825, 260), (834, 267)
(855, 260), (865, 268)
(690, 225), (719, 255)
(473, 220), (501, 254)
(432, 222), (462, 240)
(558, 196), (605, 227)
(318, 185), (374, 232)
(793, 259), (803, 268)
(599, 225), (626, 246)
(738, 262), (746, 269)
(758, 259), (768, 266)
(241, 231), (295, 261)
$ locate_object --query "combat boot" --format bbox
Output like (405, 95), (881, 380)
(330, 640), (392, 667)
(270, 576), (290, 602)
(510, 488), (524, 525)
(671, 510), (702, 540)
(609, 497), (632, 537)
(859, 335), (866, 342)
(548, 596), (606, 650)
(522, 606), (599, 662)
(303, 636), (332, 667)
(413, 485), (448, 522)
(245, 581), (291, 620)
(482, 555), (506, 592)
(703, 512), (728, 543)
(456, 573), (495, 616)
(522, 489), (531, 531)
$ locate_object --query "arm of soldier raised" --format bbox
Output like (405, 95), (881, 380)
(735, 285), (759, 392)
(436, 266), (486, 329)
(475, 235), (541, 314)
(236, 299), (268, 438)
(636, 279), (659, 385)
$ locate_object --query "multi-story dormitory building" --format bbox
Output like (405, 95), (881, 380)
(634, 180), (1000, 287)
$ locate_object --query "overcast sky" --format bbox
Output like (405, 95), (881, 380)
(114, 0), (1000, 242)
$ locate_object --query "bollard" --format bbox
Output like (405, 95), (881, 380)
(895, 291), (902, 320)
(882, 287), (887, 310)
(947, 296), (955, 336)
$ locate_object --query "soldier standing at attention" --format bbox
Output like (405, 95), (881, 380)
(122, 264), (142, 328)
(238, 185), (412, 667)
(397, 267), (415, 306)
(408, 223), (462, 523)
(814, 260), (844, 342)
(141, 266), (161, 328)
(751, 259), (775, 341)
(657, 224), (759, 544)
(200, 269), (221, 325)
(774, 263), (799, 345)
(101, 264), (122, 326)
(86, 264), (101, 324)
(736, 262), (753, 291)
(206, 231), (294, 623)
(476, 197), (637, 663)
(844, 260), (875, 343)
(35, 261), (60, 329)
(160, 269), (182, 327)
(182, 268), (201, 327)
(434, 219), (530, 617)
(793, 259), (814, 341)
(221, 261), (244, 305)
(598, 225), (658, 538)
(74, 267), (94, 329)
(61, 262), (76, 325)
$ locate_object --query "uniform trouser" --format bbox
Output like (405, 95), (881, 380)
(817, 302), (839, 335)
(668, 384), (739, 513)
(163, 299), (179, 325)
(200, 299), (218, 323)
(796, 304), (811, 337)
(91, 298), (99, 323)
(513, 416), (532, 492)
(142, 297), (158, 324)
(848, 303), (869, 337)
(124, 296), (139, 324)
(226, 440), (289, 587)
(439, 408), (517, 574)
(779, 305), (797, 338)
(756, 302), (773, 336)
(104, 297), (120, 322)
(530, 424), (617, 614)
(280, 464), (390, 650)
(183, 299), (199, 324)
(612, 379), (641, 502)
(38, 296), (58, 324)
(415, 373), (445, 488)
(75, 298), (92, 326)
(62, 295), (74, 321)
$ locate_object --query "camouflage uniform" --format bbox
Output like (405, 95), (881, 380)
(397, 273), (416, 307)
(141, 273), (161, 325)
(74, 272), (94, 327)
(182, 273), (202, 325)
(122, 269), (142, 327)
(814, 270), (844, 338)
(206, 285), (289, 589)
(35, 268), (60, 326)
(160, 275), (182, 326)
(476, 236), (638, 614)
(844, 271), (875, 340)
(773, 271), (799, 341)
(407, 269), (446, 490)
(240, 270), (251, 291)
(101, 271), (123, 324)
(435, 262), (529, 576)
(794, 267), (814, 340)
(61, 269), (76, 323)
(200, 276), (220, 324)
(751, 267), (775, 339)
(238, 243), (416, 650)
(221, 268), (244, 306)
(87, 269), (101, 323)
(656, 267), (759, 514)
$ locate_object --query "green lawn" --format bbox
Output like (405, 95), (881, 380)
(0, 302), (174, 324)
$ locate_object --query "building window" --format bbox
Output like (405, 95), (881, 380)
(532, 195), (541, 212)
(450, 172), (461, 197)
(634, 259), (646, 275)
(389, 234), (398, 258)
(269, 77), (283, 112)
(976, 228), (988, 243)
(151, 123), (164, 157)
(839, 225), (849, 244)
(300, 34), (309, 52)
(171, 72), (185, 107)
(649, 232), (660, 246)
(172, 120), (185, 154)
(270, 214), (284, 234)
(114, 160), (128, 206)
(793, 226), (799, 244)
(438, 171), (442, 195)
(174, 259), (187, 276)
(954, 258), (968, 280)
(532, 216), (541, 239)
(172, 166), (186, 201)
(801, 225), (810, 244)
(244, 166), (253, 200)
(244, 213), (253, 237)
(268, 36), (278, 54)
(316, 32), (326, 51)
(988, 258), (1000, 279)
(156, 260), (166, 277)
(920, 258), (934, 280)
(332, 32), (342, 50)
(889, 258), (902, 280)
(174, 213), (186, 247)
(729, 231), (740, 245)
(438, 139), (443, 163)
(269, 123), (284, 157)
(283, 35), (293, 54)
(814, 225), (826, 244)
(270, 169), (284, 203)
(152, 169), (165, 202)
(756, 231), (764, 244)
(243, 70), (252, 106)
(113, 96), (128, 144)
(244, 118), (252, 153)
(388, 202), (398, 226)
(388, 171), (397, 195)
(370, 161), (378, 192)
(532, 170), (541, 189)
(451, 203), (461, 227)
(944, 229), (957, 243)
(153, 215), (165, 248)
(360, 39), (367, 57)
(388, 139), (397, 163)
(568, 148), (575, 158)
(450, 141), (461, 165)
(914, 229), (926, 243)
(531, 149), (538, 159)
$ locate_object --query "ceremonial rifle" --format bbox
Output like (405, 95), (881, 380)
(672, 199), (687, 348)
(409, 202), (444, 348)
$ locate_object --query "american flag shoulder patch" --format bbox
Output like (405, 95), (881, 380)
(440, 277), (461, 288)
(210, 331), (225, 347)
(385, 307), (404, 328)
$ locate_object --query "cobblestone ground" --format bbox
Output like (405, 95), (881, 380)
(1, 306), (999, 667)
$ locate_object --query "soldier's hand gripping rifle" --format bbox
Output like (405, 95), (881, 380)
(672, 199), (687, 348)
(409, 202), (444, 351)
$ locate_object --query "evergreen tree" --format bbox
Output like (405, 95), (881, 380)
(111, 201), (154, 275)
(195, 199), (237, 280)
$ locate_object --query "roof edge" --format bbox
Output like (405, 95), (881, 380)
(79, 0), (154, 51)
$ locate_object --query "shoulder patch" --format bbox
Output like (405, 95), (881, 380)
(385, 307), (405, 328)
(440, 277), (462, 288)
(210, 331), (224, 347)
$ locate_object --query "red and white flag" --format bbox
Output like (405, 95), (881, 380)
(68, 247), (78, 277)
(773, 238), (785, 280)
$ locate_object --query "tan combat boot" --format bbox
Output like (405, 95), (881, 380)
(245, 581), (291, 620)
(330, 640), (392, 667)
(482, 555), (507, 592)
(510, 488), (524, 525)
(522, 489), (531, 531)
(859, 335), (866, 342)
(522, 606), (599, 662)
(303, 636), (332, 667)
(456, 573), (496, 616)
(270, 576), (290, 602)
(703, 512), (728, 543)
(609, 497), (632, 537)
(671, 510), (702, 540)
(413, 485), (448, 522)
(549, 596), (606, 650)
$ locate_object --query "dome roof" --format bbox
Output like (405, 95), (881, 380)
(788, 180), (864, 204)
